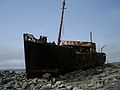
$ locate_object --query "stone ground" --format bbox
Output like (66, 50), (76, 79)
(0, 62), (120, 90)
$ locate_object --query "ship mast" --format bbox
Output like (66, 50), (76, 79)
(90, 32), (92, 43)
(57, 0), (66, 45)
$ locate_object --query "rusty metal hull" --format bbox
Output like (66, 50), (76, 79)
(24, 40), (106, 78)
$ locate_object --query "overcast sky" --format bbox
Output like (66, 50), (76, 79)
(0, 0), (120, 69)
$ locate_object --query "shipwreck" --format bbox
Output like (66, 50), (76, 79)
(23, 0), (106, 78)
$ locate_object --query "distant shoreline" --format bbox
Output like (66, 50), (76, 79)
(0, 69), (25, 73)
(0, 61), (120, 72)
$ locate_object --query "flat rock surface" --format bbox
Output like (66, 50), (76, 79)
(0, 62), (120, 90)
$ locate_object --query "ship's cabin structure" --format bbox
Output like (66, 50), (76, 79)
(24, 33), (96, 54)
(62, 41), (96, 53)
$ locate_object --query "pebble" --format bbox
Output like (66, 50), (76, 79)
(0, 62), (120, 90)
(73, 87), (83, 90)
(55, 81), (64, 86)
(41, 83), (52, 89)
(66, 85), (73, 90)
(88, 83), (93, 87)
(33, 84), (42, 90)
(58, 83), (66, 88)
(42, 73), (51, 79)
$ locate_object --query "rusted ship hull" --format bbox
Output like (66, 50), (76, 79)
(23, 0), (106, 78)
(24, 36), (106, 78)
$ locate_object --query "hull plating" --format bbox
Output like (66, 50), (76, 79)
(24, 40), (106, 78)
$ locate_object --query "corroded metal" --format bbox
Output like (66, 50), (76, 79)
(23, 0), (106, 79)
(62, 40), (96, 47)
(23, 33), (106, 78)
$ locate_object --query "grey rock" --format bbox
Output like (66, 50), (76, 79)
(55, 81), (64, 86)
(111, 69), (119, 74)
(87, 84), (93, 87)
(86, 68), (96, 75)
(113, 78), (118, 82)
(33, 84), (42, 90)
(105, 68), (111, 75)
(0, 62), (120, 90)
(4, 83), (13, 89)
(72, 87), (83, 90)
(32, 78), (38, 83)
(37, 79), (46, 83)
(59, 75), (67, 80)
(14, 82), (20, 88)
(66, 85), (73, 90)
(52, 78), (56, 83)
(116, 75), (120, 79)
(45, 83), (52, 88)
(100, 73), (106, 77)
(58, 83), (66, 88)
(27, 80), (33, 85)
(96, 83), (103, 89)
(104, 79), (109, 84)
(41, 83), (52, 89)
(90, 77), (99, 85)
(96, 68), (103, 74)
(0, 72), (3, 77)
(22, 82), (27, 89)
(42, 73), (51, 79)
(0, 85), (3, 90)
(111, 82), (115, 85)
(52, 84), (56, 89)
(1, 79), (8, 84)
(30, 84), (35, 89)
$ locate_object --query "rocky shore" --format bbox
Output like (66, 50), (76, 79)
(0, 62), (120, 90)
